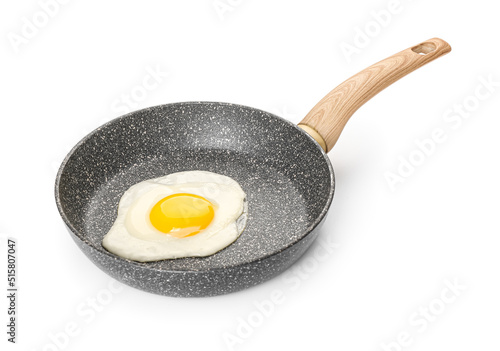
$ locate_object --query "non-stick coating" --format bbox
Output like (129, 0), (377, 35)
(55, 102), (334, 296)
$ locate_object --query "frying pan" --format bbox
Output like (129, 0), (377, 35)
(55, 38), (451, 297)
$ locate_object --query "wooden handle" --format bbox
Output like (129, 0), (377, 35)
(298, 38), (451, 152)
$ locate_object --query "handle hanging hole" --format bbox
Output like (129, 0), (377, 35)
(411, 42), (437, 55)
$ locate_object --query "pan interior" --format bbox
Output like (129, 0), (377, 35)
(56, 102), (334, 271)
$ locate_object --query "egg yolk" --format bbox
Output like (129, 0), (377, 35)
(149, 193), (215, 238)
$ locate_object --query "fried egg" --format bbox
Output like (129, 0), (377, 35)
(102, 171), (247, 262)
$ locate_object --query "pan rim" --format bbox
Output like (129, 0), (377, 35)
(54, 101), (335, 273)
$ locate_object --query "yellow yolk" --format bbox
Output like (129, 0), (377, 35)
(149, 193), (215, 238)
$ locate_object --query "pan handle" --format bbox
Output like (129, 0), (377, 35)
(298, 38), (451, 152)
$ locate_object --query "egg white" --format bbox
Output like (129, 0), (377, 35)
(102, 171), (247, 262)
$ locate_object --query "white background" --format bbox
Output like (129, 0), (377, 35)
(1, 0), (499, 350)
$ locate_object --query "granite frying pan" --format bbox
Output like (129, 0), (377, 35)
(55, 38), (451, 297)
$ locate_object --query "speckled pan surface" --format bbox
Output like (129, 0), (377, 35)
(55, 102), (334, 297)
